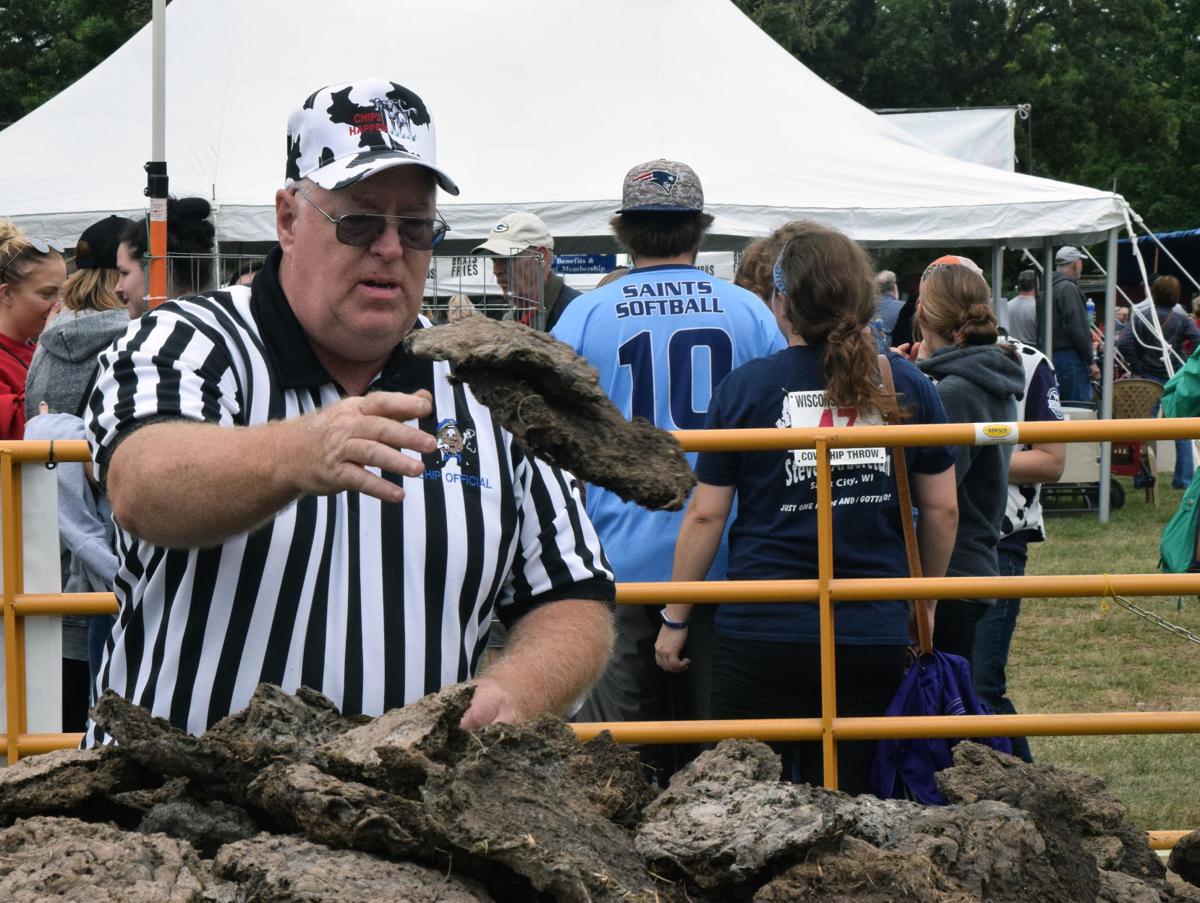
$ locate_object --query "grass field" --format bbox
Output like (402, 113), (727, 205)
(1014, 477), (1200, 831)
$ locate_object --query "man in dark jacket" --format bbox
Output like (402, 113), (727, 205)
(1043, 246), (1097, 404)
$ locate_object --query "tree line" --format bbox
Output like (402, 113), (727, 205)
(736, 0), (1199, 232)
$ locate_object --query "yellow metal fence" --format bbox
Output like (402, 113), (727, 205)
(3, 418), (1199, 850)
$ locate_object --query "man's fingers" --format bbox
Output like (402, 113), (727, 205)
(358, 389), (434, 421)
(334, 463), (406, 504)
(357, 415), (438, 455)
(655, 652), (689, 673)
(296, 391), (442, 498)
(342, 438), (427, 478)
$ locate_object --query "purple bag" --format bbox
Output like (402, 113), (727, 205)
(869, 650), (1013, 804)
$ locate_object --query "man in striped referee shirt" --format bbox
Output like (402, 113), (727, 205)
(84, 78), (615, 742)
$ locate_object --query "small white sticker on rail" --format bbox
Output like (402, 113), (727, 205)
(974, 422), (1020, 445)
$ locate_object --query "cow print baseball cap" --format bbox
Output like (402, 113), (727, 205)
(285, 77), (459, 195)
(616, 159), (704, 214)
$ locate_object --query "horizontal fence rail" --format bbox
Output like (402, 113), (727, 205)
(3, 419), (1199, 850)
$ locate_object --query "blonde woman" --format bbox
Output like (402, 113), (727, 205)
(27, 216), (134, 419)
(0, 220), (66, 438)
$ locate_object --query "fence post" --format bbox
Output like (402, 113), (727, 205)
(1098, 227), (1119, 523)
(1041, 240), (1055, 357)
(815, 437), (839, 789)
(1, 453), (24, 764)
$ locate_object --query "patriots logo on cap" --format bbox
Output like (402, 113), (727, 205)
(632, 169), (678, 194)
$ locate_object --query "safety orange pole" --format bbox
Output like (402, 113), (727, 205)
(148, 199), (169, 309)
(0, 732), (85, 757)
(815, 437), (838, 790)
(572, 709), (1200, 744)
(15, 593), (119, 616)
(1149, 831), (1190, 850)
(617, 572), (1200, 605)
(673, 416), (1200, 453)
(571, 717), (824, 744)
(2, 453), (24, 764)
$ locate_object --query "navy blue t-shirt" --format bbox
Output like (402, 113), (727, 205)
(697, 346), (957, 645)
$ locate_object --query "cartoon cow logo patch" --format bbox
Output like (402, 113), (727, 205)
(436, 418), (477, 466)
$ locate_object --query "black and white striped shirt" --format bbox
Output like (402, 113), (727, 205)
(85, 249), (613, 742)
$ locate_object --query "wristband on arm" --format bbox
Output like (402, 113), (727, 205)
(659, 608), (689, 630)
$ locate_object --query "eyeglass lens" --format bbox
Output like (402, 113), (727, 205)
(0, 236), (64, 277)
(334, 215), (445, 251)
(28, 237), (65, 254)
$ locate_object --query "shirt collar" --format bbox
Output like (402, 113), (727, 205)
(249, 245), (432, 393)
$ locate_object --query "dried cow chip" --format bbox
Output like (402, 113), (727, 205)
(0, 816), (234, 901)
(405, 318), (696, 510)
(213, 834), (494, 902)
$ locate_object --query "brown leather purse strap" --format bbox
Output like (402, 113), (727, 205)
(878, 354), (934, 655)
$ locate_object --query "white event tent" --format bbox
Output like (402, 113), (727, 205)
(0, 0), (1126, 251)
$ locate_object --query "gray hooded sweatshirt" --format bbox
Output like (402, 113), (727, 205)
(23, 412), (118, 661)
(25, 308), (130, 420)
(918, 344), (1025, 580)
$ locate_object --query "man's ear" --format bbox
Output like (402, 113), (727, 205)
(276, 188), (299, 252)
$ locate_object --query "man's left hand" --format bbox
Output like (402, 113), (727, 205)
(460, 675), (522, 730)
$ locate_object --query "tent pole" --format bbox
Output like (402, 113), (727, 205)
(1098, 227), (1118, 524)
(146, 0), (169, 309)
(992, 243), (1006, 330)
(1041, 241), (1054, 357)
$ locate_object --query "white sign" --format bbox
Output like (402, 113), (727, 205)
(0, 465), (64, 740)
(781, 391), (887, 477)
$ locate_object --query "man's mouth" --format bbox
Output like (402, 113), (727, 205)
(361, 279), (399, 290)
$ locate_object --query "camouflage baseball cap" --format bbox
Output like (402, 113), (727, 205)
(285, 77), (459, 195)
(616, 159), (704, 214)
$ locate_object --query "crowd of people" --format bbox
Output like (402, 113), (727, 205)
(2, 73), (1185, 793)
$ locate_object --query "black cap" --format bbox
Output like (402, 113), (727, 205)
(74, 215), (135, 270)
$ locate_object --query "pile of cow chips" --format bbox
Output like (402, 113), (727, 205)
(0, 682), (1197, 902)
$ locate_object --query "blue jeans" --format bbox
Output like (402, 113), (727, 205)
(1052, 350), (1092, 405)
(1174, 437), (1194, 489)
(972, 546), (1033, 762)
(1148, 376), (1194, 489)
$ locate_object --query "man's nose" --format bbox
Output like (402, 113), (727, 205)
(368, 222), (408, 258)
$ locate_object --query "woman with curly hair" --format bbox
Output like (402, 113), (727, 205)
(655, 222), (959, 792)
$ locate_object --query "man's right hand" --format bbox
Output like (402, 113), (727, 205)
(289, 389), (438, 503)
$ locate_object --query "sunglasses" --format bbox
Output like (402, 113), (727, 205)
(0, 236), (65, 279)
(297, 189), (448, 251)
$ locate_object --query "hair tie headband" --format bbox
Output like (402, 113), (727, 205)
(772, 250), (788, 296)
